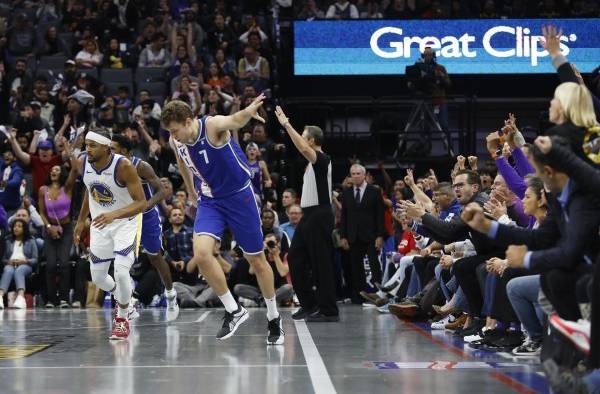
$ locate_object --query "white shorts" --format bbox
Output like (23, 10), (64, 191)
(89, 214), (142, 265)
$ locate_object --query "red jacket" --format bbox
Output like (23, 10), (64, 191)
(397, 230), (416, 255)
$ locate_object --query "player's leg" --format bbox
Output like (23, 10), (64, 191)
(224, 187), (283, 345)
(140, 210), (179, 319)
(89, 226), (116, 294)
(193, 198), (249, 340)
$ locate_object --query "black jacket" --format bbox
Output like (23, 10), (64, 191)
(420, 192), (502, 255)
(340, 184), (386, 243)
(492, 181), (600, 273)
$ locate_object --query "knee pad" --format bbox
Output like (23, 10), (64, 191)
(90, 263), (115, 292)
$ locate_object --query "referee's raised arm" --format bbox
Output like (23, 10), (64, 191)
(275, 106), (317, 164)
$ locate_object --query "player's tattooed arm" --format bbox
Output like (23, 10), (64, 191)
(138, 161), (166, 210)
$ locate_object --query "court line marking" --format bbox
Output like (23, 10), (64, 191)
(0, 364), (308, 370)
(401, 320), (538, 394)
(194, 311), (211, 323)
(294, 320), (337, 394)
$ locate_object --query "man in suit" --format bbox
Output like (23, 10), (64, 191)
(340, 164), (386, 304)
(461, 140), (600, 321)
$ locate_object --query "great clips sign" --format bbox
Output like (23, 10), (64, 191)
(294, 19), (600, 75)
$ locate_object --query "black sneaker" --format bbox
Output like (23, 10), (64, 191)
(267, 316), (284, 345)
(456, 318), (484, 338)
(306, 311), (340, 323)
(512, 338), (542, 356)
(291, 306), (318, 320)
(216, 306), (249, 340)
(482, 331), (525, 352)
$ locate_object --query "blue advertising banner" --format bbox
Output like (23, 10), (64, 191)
(294, 19), (600, 75)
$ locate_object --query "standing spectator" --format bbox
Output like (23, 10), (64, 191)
(39, 164), (77, 308)
(171, 77), (202, 114)
(361, 1), (384, 18)
(133, 90), (163, 120)
(238, 46), (270, 91)
(339, 164), (386, 304)
(6, 131), (62, 200)
(280, 204), (302, 244)
(36, 0), (62, 24)
(214, 48), (236, 77)
(275, 107), (339, 322)
(207, 14), (235, 56)
(385, 0), (416, 18)
(261, 209), (283, 240)
(138, 33), (171, 68)
(326, 0), (359, 19)
(297, 0), (325, 20)
(205, 63), (225, 89)
(0, 149), (24, 215)
(246, 142), (272, 200)
(75, 39), (103, 69)
(7, 13), (36, 56)
(0, 219), (38, 309)
(7, 59), (32, 100)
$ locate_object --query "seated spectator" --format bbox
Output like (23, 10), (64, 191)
(133, 90), (163, 120)
(14, 102), (48, 139)
(246, 31), (272, 64)
(278, 188), (297, 224)
(238, 18), (269, 45)
(199, 88), (228, 117)
(480, 0), (499, 18)
(214, 48), (237, 77)
(361, 1), (384, 18)
(36, 25), (70, 57)
(36, 89), (55, 129)
(138, 33), (171, 68)
(134, 102), (161, 137)
(8, 204), (45, 240)
(171, 77), (201, 114)
(115, 86), (133, 112)
(39, 163), (77, 308)
(97, 96), (116, 127)
(170, 62), (201, 95)
(238, 46), (270, 92)
(75, 39), (103, 69)
(0, 219), (38, 309)
(326, 0), (359, 19)
(103, 38), (128, 69)
(297, 0), (325, 20)
(233, 233), (293, 306)
(280, 204), (302, 244)
(250, 123), (284, 165)
(261, 208), (283, 240)
(0, 149), (24, 215)
(7, 13), (36, 56)
(385, 0), (416, 18)
(205, 63), (225, 89)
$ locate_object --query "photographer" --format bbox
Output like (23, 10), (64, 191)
(233, 233), (293, 306)
(412, 47), (451, 130)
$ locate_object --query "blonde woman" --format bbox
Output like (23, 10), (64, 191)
(547, 82), (600, 160)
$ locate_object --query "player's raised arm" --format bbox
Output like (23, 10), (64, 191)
(92, 159), (146, 228)
(206, 93), (266, 136)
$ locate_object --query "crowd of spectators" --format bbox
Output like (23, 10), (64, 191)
(295, 0), (600, 20)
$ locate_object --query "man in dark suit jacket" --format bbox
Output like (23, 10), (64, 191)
(340, 164), (386, 304)
(461, 141), (600, 321)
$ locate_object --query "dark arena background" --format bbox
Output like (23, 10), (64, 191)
(0, 1), (599, 393)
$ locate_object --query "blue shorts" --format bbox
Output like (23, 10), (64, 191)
(194, 184), (263, 255)
(140, 207), (162, 255)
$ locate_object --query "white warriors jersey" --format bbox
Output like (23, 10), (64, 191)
(82, 153), (135, 220)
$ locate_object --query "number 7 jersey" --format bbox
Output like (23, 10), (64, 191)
(172, 115), (252, 199)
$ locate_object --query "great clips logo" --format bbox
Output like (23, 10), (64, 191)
(370, 26), (577, 66)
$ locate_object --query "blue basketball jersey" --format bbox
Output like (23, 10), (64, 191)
(248, 160), (262, 195)
(173, 116), (252, 199)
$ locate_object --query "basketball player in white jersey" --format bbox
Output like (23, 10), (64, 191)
(74, 128), (147, 340)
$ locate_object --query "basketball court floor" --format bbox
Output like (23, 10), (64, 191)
(0, 306), (549, 394)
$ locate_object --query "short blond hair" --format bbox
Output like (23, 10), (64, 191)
(161, 100), (194, 126)
(554, 82), (599, 129)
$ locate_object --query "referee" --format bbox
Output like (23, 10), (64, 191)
(275, 106), (339, 322)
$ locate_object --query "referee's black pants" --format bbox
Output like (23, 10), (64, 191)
(288, 205), (339, 316)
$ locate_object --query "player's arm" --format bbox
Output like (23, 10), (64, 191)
(74, 188), (90, 244)
(137, 161), (166, 210)
(92, 160), (146, 228)
(170, 137), (198, 203)
(274, 106), (317, 163)
(205, 94), (265, 138)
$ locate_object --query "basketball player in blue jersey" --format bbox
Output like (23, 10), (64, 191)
(110, 134), (179, 321)
(161, 96), (284, 344)
(73, 128), (147, 340)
